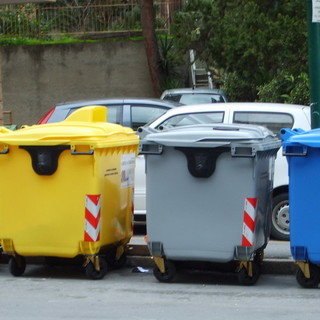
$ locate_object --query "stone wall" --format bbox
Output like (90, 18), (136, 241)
(1, 40), (154, 126)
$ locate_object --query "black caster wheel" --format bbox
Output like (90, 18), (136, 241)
(238, 262), (261, 286)
(296, 264), (320, 288)
(85, 257), (108, 280)
(153, 260), (176, 283)
(112, 253), (127, 269)
(9, 255), (26, 277)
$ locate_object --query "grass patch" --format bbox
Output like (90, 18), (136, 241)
(0, 34), (145, 46)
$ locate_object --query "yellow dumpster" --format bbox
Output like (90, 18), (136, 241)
(0, 126), (12, 134)
(0, 106), (139, 279)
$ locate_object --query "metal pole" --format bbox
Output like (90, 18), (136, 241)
(307, 0), (320, 128)
(0, 49), (3, 126)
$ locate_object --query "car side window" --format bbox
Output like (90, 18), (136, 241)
(131, 105), (169, 131)
(233, 112), (294, 137)
(103, 105), (121, 124)
(65, 105), (121, 124)
(156, 112), (225, 129)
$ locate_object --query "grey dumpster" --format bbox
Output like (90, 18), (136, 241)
(139, 124), (281, 285)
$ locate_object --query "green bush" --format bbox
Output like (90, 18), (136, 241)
(170, 0), (309, 102)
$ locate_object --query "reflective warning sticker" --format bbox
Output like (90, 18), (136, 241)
(84, 194), (101, 242)
(242, 198), (257, 247)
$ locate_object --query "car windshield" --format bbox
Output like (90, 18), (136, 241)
(164, 94), (225, 104)
(154, 111), (225, 129)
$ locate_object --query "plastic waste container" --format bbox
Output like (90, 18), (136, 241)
(0, 126), (12, 133)
(139, 124), (280, 285)
(281, 127), (320, 288)
(0, 106), (139, 279)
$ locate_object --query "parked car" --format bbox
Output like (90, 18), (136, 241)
(38, 98), (181, 130)
(37, 98), (182, 225)
(142, 102), (311, 241)
(160, 87), (228, 105)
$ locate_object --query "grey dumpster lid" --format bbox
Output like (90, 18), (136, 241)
(140, 124), (281, 149)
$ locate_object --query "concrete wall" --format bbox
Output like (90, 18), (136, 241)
(1, 40), (154, 126)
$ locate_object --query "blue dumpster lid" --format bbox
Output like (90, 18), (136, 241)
(139, 123), (281, 149)
(281, 128), (320, 147)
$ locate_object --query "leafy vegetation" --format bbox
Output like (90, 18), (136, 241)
(158, 34), (185, 90)
(0, 0), (310, 103)
(170, 0), (309, 104)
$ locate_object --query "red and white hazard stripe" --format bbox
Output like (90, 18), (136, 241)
(131, 188), (134, 232)
(84, 194), (101, 242)
(242, 198), (257, 247)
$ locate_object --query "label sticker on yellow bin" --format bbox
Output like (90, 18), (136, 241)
(121, 153), (135, 188)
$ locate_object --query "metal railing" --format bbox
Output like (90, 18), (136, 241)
(0, 1), (182, 38)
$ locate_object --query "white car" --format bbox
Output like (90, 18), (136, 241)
(137, 102), (311, 240)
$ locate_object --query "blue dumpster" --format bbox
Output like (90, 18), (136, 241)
(281, 128), (320, 288)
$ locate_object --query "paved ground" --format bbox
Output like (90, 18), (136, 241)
(1, 263), (320, 320)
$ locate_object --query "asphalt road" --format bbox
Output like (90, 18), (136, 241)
(0, 226), (313, 320)
(0, 262), (320, 320)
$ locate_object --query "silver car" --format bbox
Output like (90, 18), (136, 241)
(160, 87), (228, 105)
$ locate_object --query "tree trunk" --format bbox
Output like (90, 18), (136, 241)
(140, 0), (162, 97)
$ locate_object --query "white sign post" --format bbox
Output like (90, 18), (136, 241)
(313, 0), (320, 22)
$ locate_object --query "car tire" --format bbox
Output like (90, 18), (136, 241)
(271, 193), (290, 241)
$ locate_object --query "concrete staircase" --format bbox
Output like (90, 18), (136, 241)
(189, 49), (213, 89)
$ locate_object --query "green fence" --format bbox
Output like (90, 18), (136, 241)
(0, 0), (182, 38)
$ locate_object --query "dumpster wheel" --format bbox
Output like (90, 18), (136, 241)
(111, 252), (127, 269)
(153, 258), (176, 283)
(237, 261), (261, 286)
(9, 255), (26, 277)
(106, 245), (127, 269)
(296, 262), (320, 288)
(84, 256), (108, 280)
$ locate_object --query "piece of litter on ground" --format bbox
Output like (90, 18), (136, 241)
(132, 266), (149, 273)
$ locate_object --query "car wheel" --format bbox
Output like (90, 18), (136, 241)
(271, 193), (290, 241)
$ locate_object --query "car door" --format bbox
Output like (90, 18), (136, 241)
(126, 103), (173, 222)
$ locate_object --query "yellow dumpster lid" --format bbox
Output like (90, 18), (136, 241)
(0, 126), (12, 134)
(0, 106), (139, 147)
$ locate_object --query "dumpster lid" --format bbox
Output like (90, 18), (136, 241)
(281, 128), (320, 147)
(0, 106), (139, 147)
(140, 123), (280, 148)
(0, 126), (12, 134)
